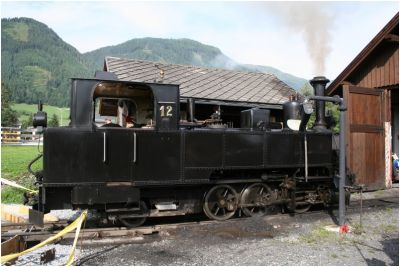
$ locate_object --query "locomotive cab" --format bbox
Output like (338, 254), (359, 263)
(35, 79), (180, 212)
(70, 79), (180, 131)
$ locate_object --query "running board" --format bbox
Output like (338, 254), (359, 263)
(115, 210), (186, 219)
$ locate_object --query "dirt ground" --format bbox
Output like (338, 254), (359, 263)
(75, 187), (399, 266)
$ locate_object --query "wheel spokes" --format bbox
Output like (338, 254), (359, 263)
(214, 206), (220, 216)
(223, 189), (228, 197)
(240, 183), (274, 217)
(258, 187), (264, 195)
(285, 192), (312, 213)
(203, 185), (238, 221)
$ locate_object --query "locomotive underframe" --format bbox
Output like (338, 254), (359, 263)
(37, 176), (337, 223)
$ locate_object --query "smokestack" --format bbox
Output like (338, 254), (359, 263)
(310, 76), (330, 131)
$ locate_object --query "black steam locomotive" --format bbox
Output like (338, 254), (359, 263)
(29, 75), (342, 227)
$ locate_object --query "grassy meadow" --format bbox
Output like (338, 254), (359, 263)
(13, 103), (70, 126)
(1, 145), (43, 203)
(2, 103), (67, 203)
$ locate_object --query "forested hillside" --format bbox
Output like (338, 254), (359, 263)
(84, 38), (224, 69)
(2, 17), (307, 108)
(1, 18), (93, 106)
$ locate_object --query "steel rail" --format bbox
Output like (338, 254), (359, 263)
(1, 196), (397, 243)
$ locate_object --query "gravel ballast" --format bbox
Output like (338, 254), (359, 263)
(7, 187), (399, 266)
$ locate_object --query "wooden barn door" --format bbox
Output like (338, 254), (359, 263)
(343, 85), (386, 190)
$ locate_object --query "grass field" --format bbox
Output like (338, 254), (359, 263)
(1, 145), (42, 203)
(12, 103), (70, 126)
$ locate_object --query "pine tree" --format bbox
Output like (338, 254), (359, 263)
(1, 83), (18, 127)
(48, 113), (59, 127)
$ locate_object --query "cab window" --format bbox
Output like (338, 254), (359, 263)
(93, 82), (155, 129)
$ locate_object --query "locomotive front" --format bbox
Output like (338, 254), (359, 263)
(28, 76), (345, 227)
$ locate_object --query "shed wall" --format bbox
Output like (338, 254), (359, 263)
(350, 42), (398, 88)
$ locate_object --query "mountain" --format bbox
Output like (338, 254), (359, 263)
(83, 38), (307, 90)
(241, 64), (308, 89)
(84, 38), (224, 70)
(1, 17), (307, 107)
(1, 17), (93, 106)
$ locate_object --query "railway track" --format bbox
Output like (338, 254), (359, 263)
(1, 195), (398, 244)
(1, 221), (70, 232)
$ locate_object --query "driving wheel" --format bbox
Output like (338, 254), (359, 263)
(240, 183), (274, 217)
(285, 192), (312, 213)
(203, 185), (238, 221)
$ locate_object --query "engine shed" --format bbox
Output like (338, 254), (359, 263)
(326, 13), (399, 190)
(101, 57), (297, 128)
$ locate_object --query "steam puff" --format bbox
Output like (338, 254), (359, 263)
(265, 2), (333, 75)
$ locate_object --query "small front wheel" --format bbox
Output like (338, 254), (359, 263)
(118, 201), (148, 228)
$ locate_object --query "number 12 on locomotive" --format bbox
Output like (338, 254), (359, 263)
(160, 105), (173, 117)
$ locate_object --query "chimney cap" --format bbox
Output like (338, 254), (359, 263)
(310, 76), (330, 85)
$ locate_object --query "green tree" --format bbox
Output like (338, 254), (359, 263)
(305, 105), (339, 133)
(48, 113), (59, 127)
(326, 102), (340, 133)
(21, 114), (33, 129)
(1, 83), (18, 126)
(299, 82), (314, 97)
(298, 82), (340, 132)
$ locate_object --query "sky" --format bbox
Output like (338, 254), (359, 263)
(1, 0), (399, 80)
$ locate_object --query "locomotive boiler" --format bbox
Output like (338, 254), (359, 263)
(28, 75), (344, 227)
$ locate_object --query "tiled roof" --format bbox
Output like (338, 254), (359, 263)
(104, 57), (296, 107)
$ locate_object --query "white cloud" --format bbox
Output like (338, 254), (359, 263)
(326, 2), (399, 79)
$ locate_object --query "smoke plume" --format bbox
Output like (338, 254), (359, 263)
(265, 2), (334, 75)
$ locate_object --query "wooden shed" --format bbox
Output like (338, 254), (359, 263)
(326, 13), (399, 190)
